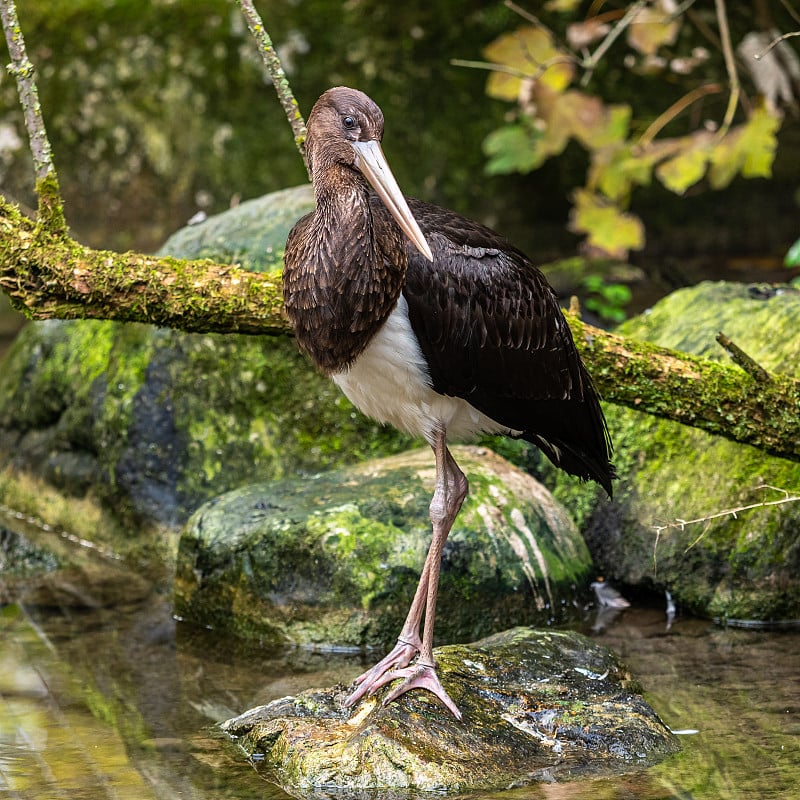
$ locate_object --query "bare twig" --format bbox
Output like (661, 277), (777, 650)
(652, 484), (800, 539)
(779, 0), (800, 26)
(754, 29), (800, 61)
(503, 0), (544, 28)
(234, 0), (309, 176)
(714, 0), (740, 138)
(450, 58), (546, 80)
(0, 0), (66, 232)
(716, 331), (772, 382)
(580, 0), (647, 86)
(450, 56), (576, 83)
(0, 0), (53, 181)
(637, 83), (722, 148)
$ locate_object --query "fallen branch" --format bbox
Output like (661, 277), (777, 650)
(0, 195), (288, 335)
(1, 189), (799, 461)
(565, 311), (800, 462)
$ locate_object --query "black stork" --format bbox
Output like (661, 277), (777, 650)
(283, 87), (614, 720)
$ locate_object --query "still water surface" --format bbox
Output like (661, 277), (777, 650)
(0, 538), (798, 799)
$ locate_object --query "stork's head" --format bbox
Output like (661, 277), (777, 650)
(304, 87), (433, 262)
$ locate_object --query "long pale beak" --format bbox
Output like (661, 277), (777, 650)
(351, 140), (434, 262)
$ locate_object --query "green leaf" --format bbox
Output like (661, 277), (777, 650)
(602, 283), (633, 306)
(708, 106), (781, 189)
(484, 25), (574, 102)
(569, 190), (645, 258)
(582, 275), (633, 323)
(785, 237), (800, 267)
(656, 144), (710, 195)
(589, 138), (683, 203)
(483, 125), (544, 175)
(585, 297), (628, 323)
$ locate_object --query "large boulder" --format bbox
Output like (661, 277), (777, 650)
(221, 628), (679, 794)
(551, 281), (800, 622)
(0, 187), (411, 562)
(174, 446), (593, 647)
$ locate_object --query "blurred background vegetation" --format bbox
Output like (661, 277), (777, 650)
(1, 0), (799, 315)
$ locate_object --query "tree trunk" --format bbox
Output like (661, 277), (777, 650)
(2, 190), (799, 462)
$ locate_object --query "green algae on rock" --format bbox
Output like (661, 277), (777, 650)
(220, 627), (678, 794)
(549, 281), (800, 623)
(174, 447), (594, 648)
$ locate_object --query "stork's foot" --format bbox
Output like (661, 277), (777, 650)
(373, 661), (463, 721)
(343, 637), (420, 709)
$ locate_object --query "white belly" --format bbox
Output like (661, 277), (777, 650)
(332, 296), (510, 444)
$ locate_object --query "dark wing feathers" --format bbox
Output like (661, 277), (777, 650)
(401, 198), (615, 496)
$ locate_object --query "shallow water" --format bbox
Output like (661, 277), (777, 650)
(0, 528), (798, 799)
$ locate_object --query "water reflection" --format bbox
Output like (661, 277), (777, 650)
(0, 572), (798, 798)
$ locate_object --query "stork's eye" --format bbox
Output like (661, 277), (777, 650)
(342, 115), (356, 130)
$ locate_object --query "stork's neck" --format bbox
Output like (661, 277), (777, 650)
(312, 171), (374, 246)
(312, 164), (369, 203)
(282, 166), (408, 374)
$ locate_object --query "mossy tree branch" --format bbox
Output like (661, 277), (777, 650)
(235, 0), (308, 175)
(1, 0), (798, 465)
(566, 313), (800, 462)
(0, 194), (288, 335)
(2, 192), (799, 462)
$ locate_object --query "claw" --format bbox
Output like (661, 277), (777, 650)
(377, 662), (463, 721)
(344, 637), (420, 708)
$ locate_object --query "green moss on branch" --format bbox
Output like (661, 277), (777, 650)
(1, 192), (799, 462)
(0, 194), (289, 335)
(566, 312), (800, 461)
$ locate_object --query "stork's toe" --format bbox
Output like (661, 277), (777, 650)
(378, 662), (463, 721)
(343, 638), (421, 708)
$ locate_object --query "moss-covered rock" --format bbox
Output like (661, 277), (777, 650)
(551, 281), (800, 622)
(221, 627), (678, 794)
(158, 185), (314, 272)
(175, 447), (593, 648)
(0, 187), (412, 562)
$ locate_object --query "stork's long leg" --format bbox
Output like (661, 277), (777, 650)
(344, 429), (468, 719)
(343, 550), (432, 708)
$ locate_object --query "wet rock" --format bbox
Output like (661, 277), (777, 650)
(174, 447), (593, 648)
(220, 627), (679, 794)
(158, 185), (313, 271)
(551, 281), (800, 622)
(0, 520), (151, 607)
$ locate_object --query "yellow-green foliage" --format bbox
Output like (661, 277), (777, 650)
(481, 12), (782, 258)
